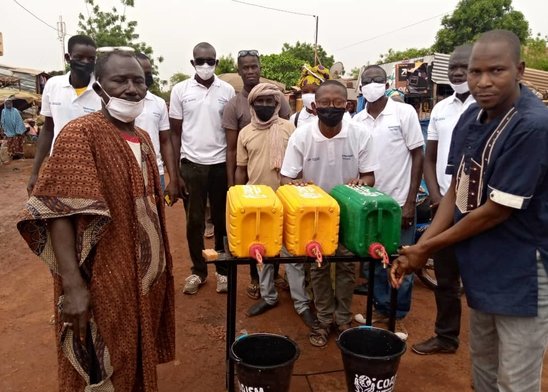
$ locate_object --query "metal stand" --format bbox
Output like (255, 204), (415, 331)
(216, 242), (398, 392)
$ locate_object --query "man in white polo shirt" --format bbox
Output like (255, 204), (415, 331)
(412, 44), (475, 355)
(135, 52), (179, 202)
(353, 65), (424, 340)
(169, 42), (235, 295)
(27, 35), (101, 194)
(281, 80), (379, 347)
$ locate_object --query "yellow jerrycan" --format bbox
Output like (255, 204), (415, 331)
(276, 184), (340, 263)
(226, 185), (283, 261)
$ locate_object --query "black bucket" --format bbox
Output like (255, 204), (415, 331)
(336, 326), (406, 392)
(230, 333), (300, 392)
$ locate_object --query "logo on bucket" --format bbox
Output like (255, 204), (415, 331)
(239, 383), (264, 392)
(354, 374), (396, 392)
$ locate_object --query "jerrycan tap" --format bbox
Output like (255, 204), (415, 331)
(306, 241), (323, 267)
(369, 242), (390, 269)
(249, 243), (266, 271)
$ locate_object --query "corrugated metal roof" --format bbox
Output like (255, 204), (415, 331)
(431, 53), (450, 85)
(0, 64), (46, 76)
(523, 68), (548, 93)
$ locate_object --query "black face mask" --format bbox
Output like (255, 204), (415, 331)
(316, 107), (345, 127)
(254, 105), (276, 122)
(70, 60), (94, 78)
(145, 72), (154, 88)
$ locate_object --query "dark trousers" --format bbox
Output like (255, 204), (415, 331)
(433, 245), (461, 346)
(180, 159), (228, 279)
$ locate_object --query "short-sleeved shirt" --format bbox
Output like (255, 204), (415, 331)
(135, 92), (170, 175)
(40, 72), (101, 152)
(222, 88), (291, 131)
(237, 118), (295, 190)
(353, 98), (424, 205)
(447, 86), (548, 317)
(280, 119), (379, 192)
(427, 93), (475, 195)
(169, 76), (235, 164)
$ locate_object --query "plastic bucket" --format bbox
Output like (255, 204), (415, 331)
(337, 326), (406, 392)
(230, 333), (300, 392)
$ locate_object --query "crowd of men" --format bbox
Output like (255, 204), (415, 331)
(12, 29), (548, 391)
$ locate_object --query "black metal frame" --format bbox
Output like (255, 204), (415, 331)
(214, 246), (398, 392)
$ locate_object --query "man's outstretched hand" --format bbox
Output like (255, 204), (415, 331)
(390, 244), (429, 288)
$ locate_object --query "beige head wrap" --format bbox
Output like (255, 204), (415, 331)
(248, 83), (285, 170)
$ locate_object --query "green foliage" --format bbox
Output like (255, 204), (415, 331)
(281, 41), (335, 68)
(523, 34), (548, 71)
(259, 53), (304, 87)
(349, 67), (361, 79)
(215, 54), (237, 75)
(432, 0), (529, 53)
(153, 72), (190, 103)
(259, 42), (337, 87)
(169, 72), (190, 86)
(377, 47), (434, 64)
(77, 0), (164, 82)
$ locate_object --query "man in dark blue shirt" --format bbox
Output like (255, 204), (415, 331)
(391, 29), (548, 392)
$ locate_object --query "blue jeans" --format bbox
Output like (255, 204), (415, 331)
(370, 222), (415, 319)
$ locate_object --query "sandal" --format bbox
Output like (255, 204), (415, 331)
(246, 281), (260, 300)
(309, 323), (331, 347)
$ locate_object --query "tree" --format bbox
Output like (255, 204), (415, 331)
(377, 47), (433, 64)
(523, 34), (548, 71)
(432, 0), (529, 53)
(154, 72), (190, 102)
(349, 67), (361, 79)
(260, 42), (337, 87)
(215, 54), (237, 75)
(77, 0), (165, 93)
(169, 72), (190, 86)
(281, 42), (335, 68)
(259, 53), (304, 87)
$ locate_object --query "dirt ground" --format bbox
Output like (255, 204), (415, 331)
(1, 159), (547, 392)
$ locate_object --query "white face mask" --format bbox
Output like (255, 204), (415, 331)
(301, 93), (315, 110)
(95, 82), (144, 123)
(361, 83), (386, 103)
(195, 64), (216, 80)
(449, 81), (469, 94)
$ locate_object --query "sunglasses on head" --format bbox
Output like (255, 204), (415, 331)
(238, 50), (259, 58)
(96, 46), (135, 54)
(194, 58), (216, 66)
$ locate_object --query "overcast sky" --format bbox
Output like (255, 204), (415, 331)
(1, 0), (546, 84)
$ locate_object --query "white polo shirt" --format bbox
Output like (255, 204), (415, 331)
(281, 119), (379, 192)
(354, 98), (424, 205)
(427, 93), (475, 195)
(135, 91), (170, 175)
(40, 72), (101, 151)
(169, 76), (235, 165)
(289, 108), (352, 127)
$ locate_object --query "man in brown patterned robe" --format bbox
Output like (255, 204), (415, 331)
(17, 50), (175, 391)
